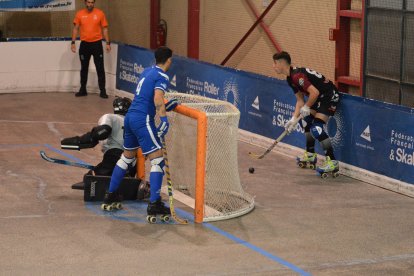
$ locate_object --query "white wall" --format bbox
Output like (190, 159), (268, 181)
(0, 41), (118, 94)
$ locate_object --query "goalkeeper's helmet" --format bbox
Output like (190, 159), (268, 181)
(113, 97), (131, 115)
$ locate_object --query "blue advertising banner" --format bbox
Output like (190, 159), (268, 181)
(0, 0), (74, 11)
(116, 44), (414, 185)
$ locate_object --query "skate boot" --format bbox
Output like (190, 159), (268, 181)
(146, 199), (171, 223)
(136, 181), (150, 201)
(296, 151), (317, 169)
(101, 191), (123, 211)
(316, 156), (339, 179)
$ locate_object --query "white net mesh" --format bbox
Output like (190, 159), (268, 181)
(164, 92), (255, 222)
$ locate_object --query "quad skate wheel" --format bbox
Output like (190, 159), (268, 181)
(147, 216), (157, 224)
(298, 162), (305, 168)
(333, 172), (340, 178)
(321, 173), (328, 179)
(309, 164), (315, 170)
(113, 203), (122, 210)
(161, 215), (170, 222)
(102, 204), (113, 211)
(101, 204), (113, 211)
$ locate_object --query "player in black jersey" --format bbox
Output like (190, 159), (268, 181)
(273, 51), (339, 176)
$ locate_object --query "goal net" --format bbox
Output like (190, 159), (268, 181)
(163, 92), (255, 222)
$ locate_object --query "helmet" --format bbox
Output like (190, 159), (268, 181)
(113, 97), (131, 115)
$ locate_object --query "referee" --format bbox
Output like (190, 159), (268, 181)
(71, 0), (110, 99)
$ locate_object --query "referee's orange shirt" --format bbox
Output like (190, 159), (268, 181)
(73, 8), (108, 42)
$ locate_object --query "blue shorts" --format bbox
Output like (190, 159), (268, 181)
(123, 113), (162, 155)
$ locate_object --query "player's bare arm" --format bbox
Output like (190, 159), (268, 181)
(305, 85), (320, 109)
(148, 89), (167, 160)
(102, 27), (111, 52)
(293, 92), (305, 118)
(71, 24), (79, 53)
(154, 89), (167, 117)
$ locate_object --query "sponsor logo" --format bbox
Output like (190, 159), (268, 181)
(248, 95), (262, 118)
(252, 96), (259, 110)
(390, 148), (414, 166)
(356, 125), (374, 151)
(390, 130), (414, 149)
(272, 114), (304, 133)
(222, 78), (240, 107)
(134, 63), (144, 74)
(360, 125), (371, 142)
(204, 81), (219, 96)
(119, 70), (139, 84)
(389, 130), (414, 166)
(325, 110), (344, 148)
(298, 78), (305, 87)
(186, 77), (204, 95)
(118, 59), (143, 85)
(90, 181), (96, 197)
(271, 100), (303, 133)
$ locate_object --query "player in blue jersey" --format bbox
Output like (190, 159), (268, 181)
(102, 47), (178, 217)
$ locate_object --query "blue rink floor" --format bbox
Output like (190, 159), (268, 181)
(1, 93), (414, 275)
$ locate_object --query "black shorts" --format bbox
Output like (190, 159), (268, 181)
(311, 88), (340, 116)
(92, 148), (136, 177)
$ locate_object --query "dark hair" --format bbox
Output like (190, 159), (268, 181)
(155, 46), (173, 64)
(273, 51), (291, 65)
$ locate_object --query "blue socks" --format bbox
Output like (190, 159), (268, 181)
(108, 164), (127, 192)
(149, 171), (163, 202)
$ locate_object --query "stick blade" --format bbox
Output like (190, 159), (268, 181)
(40, 150), (52, 162)
(248, 151), (264, 160)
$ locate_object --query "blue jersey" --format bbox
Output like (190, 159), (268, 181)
(128, 66), (169, 120)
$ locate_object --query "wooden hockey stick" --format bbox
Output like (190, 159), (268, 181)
(249, 116), (302, 160)
(161, 139), (189, 225)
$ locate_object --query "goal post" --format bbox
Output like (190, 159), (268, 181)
(164, 92), (255, 223)
(173, 103), (207, 223)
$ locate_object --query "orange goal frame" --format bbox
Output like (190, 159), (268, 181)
(136, 104), (207, 223)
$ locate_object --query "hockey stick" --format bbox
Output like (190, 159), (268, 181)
(161, 139), (189, 225)
(40, 150), (94, 170)
(249, 116), (302, 160)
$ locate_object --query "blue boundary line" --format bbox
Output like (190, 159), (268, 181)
(84, 203), (310, 275)
(203, 222), (310, 275)
(174, 208), (311, 276)
(18, 143), (310, 275)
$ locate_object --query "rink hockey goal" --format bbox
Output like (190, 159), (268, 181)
(163, 92), (255, 223)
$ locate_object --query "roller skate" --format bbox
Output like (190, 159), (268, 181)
(101, 191), (123, 211)
(136, 181), (150, 200)
(316, 156), (339, 179)
(296, 151), (317, 169)
(146, 199), (171, 223)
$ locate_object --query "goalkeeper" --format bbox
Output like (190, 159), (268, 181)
(61, 95), (177, 198)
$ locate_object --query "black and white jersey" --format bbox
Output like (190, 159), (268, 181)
(98, 114), (124, 153)
(286, 67), (337, 96)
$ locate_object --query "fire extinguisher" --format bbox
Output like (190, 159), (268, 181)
(156, 19), (167, 47)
